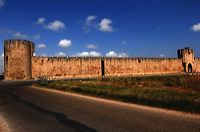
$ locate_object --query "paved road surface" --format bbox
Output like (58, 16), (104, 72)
(0, 81), (200, 132)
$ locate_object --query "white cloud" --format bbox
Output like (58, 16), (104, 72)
(99, 18), (114, 32)
(33, 53), (47, 57)
(37, 43), (46, 49)
(106, 51), (129, 57)
(86, 44), (97, 49)
(47, 20), (65, 31)
(36, 18), (66, 32)
(58, 39), (72, 48)
(33, 52), (47, 57)
(90, 51), (101, 57)
(55, 52), (66, 57)
(14, 32), (41, 40)
(41, 54), (47, 57)
(86, 15), (97, 24)
(160, 54), (165, 57)
(83, 16), (115, 33)
(191, 23), (200, 32)
(14, 32), (28, 39)
(83, 15), (98, 32)
(76, 52), (90, 57)
(106, 51), (118, 57)
(118, 53), (129, 57)
(37, 18), (46, 25)
(76, 51), (101, 57)
(0, 0), (5, 7)
(0, 28), (40, 40)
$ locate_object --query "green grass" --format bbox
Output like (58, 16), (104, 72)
(37, 75), (200, 114)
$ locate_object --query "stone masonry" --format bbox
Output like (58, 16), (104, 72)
(3, 39), (200, 80)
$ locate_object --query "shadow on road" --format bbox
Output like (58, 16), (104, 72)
(0, 88), (97, 132)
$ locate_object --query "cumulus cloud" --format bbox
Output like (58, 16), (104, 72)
(160, 54), (165, 57)
(47, 20), (65, 31)
(83, 16), (115, 33)
(86, 44), (97, 49)
(191, 23), (200, 32)
(118, 53), (129, 57)
(58, 39), (72, 48)
(14, 32), (28, 39)
(55, 52), (66, 57)
(36, 18), (66, 32)
(0, 0), (5, 7)
(106, 51), (129, 57)
(37, 18), (46, 25)
(99, 18), (114, 32)
(33, 52), (47, 57)
(0, 28), (40, 40)
(83, 15), (98, 32)
(37, 43), (46, 49)
(106, 51), (118, 57)
(41, 54), (47, 57)
(76, 51), (101, 57)
(14, 32), (40, 40)
(33, 52), (48, 57)
(86, 15), (97, 24)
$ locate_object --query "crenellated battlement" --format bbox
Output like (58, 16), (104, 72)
(3, 39), (200, 80)
(4, 39), (35, 48)
(4, 39), (35, 54)
(4, 39), (34, 45)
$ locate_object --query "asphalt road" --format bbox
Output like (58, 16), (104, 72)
(0, 81), (200, 132)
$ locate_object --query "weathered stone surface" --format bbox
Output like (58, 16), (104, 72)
(32, 57), (101, 79)
(4, 40), (34, 80)
(104, 58), (183, 76)
(3, 40), (200, 80)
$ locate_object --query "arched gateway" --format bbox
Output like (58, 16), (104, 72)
(188, 63), (192, 73)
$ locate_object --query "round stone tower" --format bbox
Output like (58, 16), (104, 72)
(4, 39), (35, 80)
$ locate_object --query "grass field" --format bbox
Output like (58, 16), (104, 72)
(37, 75), (200, 114)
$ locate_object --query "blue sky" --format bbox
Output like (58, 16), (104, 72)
(0, 0), (200, 63)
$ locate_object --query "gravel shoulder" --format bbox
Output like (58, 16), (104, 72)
(0, 115), (11, 132)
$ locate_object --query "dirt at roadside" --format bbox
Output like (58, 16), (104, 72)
(0, 116), (10, 132)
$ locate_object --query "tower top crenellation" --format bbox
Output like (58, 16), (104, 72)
(4, 39), (35, 46)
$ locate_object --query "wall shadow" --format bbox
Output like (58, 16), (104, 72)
(0, 89), (97, 132)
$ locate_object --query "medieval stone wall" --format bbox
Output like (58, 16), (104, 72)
(4, 40), (199, 80)
(32, 57), (101, 79)
(104, 58), (184, 76)
(32, 56), (184, 79)
(194, 58), (200, 72)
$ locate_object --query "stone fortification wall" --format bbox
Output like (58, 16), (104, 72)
(103, 58), (183, 76)
(32, 57), (101, 79)
(4, 40), (198, 80)
(32, 56), (184, 79)
(194, 58), (200, 73)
